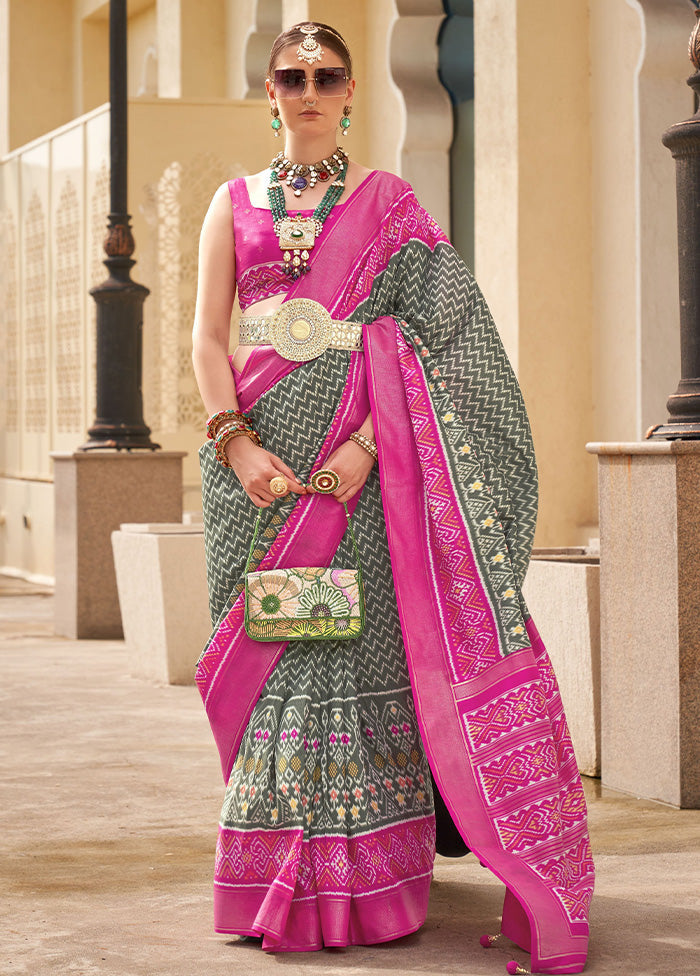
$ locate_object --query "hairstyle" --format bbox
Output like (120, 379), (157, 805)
(267, 22), (353, 79)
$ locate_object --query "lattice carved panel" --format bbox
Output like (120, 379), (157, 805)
(89, 161), (110, 420)
(24, 191), (48, 433)
(54, 179), (83, 433)
(143, 153), (246, 435)
(0, 208), (19, 433)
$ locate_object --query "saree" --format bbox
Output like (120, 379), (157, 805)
(196, 171), (594, 972)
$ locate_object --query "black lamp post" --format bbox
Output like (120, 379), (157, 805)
(81, 0), (159, 450)
(648, 8), (700, 439)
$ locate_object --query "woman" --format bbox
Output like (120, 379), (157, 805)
(192, 21), (593, 974)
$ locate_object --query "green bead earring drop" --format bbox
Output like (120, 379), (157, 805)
(271, 107), (282, 137)
(340, 106), (351, 136)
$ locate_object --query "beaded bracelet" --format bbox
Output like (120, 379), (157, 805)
(207, 408), (252, 440)
(349, 431), (378, 461)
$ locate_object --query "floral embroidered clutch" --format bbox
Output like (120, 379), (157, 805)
(244, 500), (365, 642)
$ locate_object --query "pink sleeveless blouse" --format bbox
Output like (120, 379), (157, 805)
(228, 178), (348, 310)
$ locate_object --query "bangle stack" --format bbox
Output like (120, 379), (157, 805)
(349, 431), (378, 461)
(207, 409), (262, 468)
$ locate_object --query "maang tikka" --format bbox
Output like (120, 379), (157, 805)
(297, 24), (324, 64)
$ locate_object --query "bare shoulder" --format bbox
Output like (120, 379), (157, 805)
(244, 168), (272, 208)
(200, 182), (233, 241)
(344, 161), (374, 194)
(205, 181), (233, 219)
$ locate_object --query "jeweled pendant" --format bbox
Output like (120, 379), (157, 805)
(292, 176), (308, 192)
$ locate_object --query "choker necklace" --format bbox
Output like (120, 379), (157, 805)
(270, 147), (348, 197)
(268, 160), (348, 278)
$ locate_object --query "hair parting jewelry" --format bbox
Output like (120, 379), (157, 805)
(297, 23), (324, 64)
(267, 22), (352, 81)
(348, 431), (377, 460)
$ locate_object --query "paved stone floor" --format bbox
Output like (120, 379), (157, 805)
(2, 581), (700, 975)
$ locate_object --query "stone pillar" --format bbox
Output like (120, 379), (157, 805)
(156, 0), (226, 98)
(52, 451), (185, 639)
(586, 441), (700, 808)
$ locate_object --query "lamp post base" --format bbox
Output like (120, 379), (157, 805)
(646, 422), (700, 440)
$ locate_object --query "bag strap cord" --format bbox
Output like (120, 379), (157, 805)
(245, 501), (362, 577)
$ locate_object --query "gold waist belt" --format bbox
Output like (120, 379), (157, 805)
(238, 298), (364, 363)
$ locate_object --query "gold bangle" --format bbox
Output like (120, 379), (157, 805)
(215, 427), (262, 467)
(349, 431), (378, 461)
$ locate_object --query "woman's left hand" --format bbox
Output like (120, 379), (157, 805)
(312, 439), (376, 504)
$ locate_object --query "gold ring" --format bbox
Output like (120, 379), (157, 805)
(269, 476), (289, 496)
(309, 469), (340, 494)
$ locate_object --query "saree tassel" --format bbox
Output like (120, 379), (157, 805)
(506, 963), (530, 975)
(480, 934), (502, 948)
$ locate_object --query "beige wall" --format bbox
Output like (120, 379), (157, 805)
(475, 0), (691, 546)
(6, 0), (74, 151)
(476, 0), (596, 547)
(157, 0), (227, 98)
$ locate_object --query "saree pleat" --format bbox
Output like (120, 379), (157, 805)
(197, 171), (594, 970)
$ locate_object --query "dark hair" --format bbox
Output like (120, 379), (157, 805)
(267, 22), (353, 79)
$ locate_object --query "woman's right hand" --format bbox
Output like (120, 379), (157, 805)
(225, 437), (306, 508)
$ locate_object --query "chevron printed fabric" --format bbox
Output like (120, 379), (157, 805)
(195, 170), (592, 970)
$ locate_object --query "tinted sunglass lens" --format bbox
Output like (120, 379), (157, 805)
(274, 69), (305, 95)
(315, 68), (346, 94)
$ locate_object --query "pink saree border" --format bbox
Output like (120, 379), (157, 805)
(364, 319), (592, 974)
(212, 815), (435, 950)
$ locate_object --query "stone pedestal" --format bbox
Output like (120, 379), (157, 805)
(523, 552), (600, 776)
(52, 452), (185, 639)
(112, 523), (210, 685)
(587, 441), (700, 808)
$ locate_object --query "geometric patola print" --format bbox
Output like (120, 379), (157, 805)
(462, 682), (549, 752)
(551, 711), (577, 769)
(532, 835), (594, 890)
(495, 787), (588, 855)
(346, 193), (537, 595)
(399, 332), (532, 672)
(215, 816), (435, 896)
(476, 739), (559, 806)
(237, 260), (289, 309)
(532, 836), (595, 923)
(556, 883), (594, 922)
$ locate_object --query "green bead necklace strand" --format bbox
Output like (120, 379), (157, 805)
(268, 160), (348, 277)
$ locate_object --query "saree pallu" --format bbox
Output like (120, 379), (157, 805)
(197, 171), (594, 972)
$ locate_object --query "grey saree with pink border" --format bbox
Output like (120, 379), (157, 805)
(196, 171), (594, 972)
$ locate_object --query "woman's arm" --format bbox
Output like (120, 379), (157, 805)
(192, 183), (305, 507)
(192, 183), (239, 414)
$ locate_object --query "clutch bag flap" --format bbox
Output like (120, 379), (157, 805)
(245, 566), (364, 641)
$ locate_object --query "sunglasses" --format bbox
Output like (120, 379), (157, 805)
(272, 67), (348, 98)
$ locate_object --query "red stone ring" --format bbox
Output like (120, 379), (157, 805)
(309, 469), (340, 494)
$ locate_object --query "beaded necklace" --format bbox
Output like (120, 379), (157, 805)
(268, 160), (348, 279)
